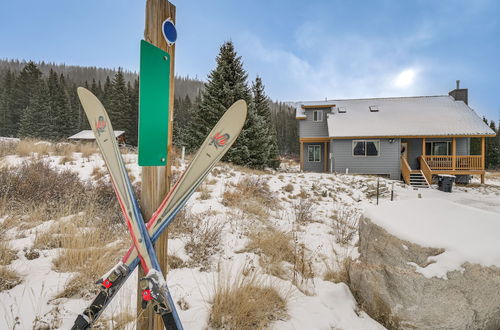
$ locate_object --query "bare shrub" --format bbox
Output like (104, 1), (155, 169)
(283, 183), (294, 193)
(167, 254), (185, 270)
(91, 166), (105, 180)
(59, 154), (75, 164)
(0, 266), (22, 291)
(293, 198), (314, 224)
(0, 160), (86, 218)
(208, 271), (288, 329)
(331, 206), (360, 245)
(184, 221), (224, 271)
(0, 242), (17, 265)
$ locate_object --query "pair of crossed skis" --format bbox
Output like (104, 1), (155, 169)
(73, 88), (247, 329)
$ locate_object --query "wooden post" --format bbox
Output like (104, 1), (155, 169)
(422, 138), (426, 157)
(139, 1), (176, 329)
(300, 141), (304, 171)
(452, 137), (456, 170)
(481, 136), (485, 184)
(323, 141), (327, 172)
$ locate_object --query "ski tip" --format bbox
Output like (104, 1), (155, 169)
(77, 86), (93, 99)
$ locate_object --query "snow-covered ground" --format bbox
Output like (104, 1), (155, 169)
(1, 144), (499, 329)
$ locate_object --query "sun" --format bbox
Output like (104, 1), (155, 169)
(394, 69), (416, 88)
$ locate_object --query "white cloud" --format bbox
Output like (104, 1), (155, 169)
(235, 24), (437, 101)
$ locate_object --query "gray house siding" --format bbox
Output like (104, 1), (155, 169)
(298, 109), (329, 137)
(331, 139), (401, 179)
(303, 142), (326, 172)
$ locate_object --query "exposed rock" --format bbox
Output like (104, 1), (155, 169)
(350, 216), (500, 330)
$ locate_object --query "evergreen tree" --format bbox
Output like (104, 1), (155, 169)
(486, 120), (500, 169)
(108, 69), (132, 142)
(251, 76), (280, 168)
(102, 76), (112, 109)
(126, 79), (139, 145)
(173, 94), (193, 148)
(187, 41), (253, 165)
(11, 61), (42, 136)
(19, 80), (51, 138)
(0, 70), (17, 136)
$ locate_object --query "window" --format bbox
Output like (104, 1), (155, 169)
(353, 140), (380, 157)
(308, 145), (321, 162)
(313, 110), (323, 122)
(425, 141), (451, 155)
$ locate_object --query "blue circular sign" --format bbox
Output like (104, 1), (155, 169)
(162, 18), (177, 45)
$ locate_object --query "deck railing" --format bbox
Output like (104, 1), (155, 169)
(424, 155), (482, 171)
(401, 156), (411, 184)
(419, 156), (433, 184)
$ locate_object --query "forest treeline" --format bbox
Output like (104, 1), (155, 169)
(0, 59), (298, 157)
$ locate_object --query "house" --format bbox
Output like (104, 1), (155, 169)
(68, 130), (126, 144)
(292, 84), (495, 185)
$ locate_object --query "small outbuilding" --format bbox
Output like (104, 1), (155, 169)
(68, 130), (126, 144)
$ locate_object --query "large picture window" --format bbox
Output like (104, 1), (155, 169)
(425, 141), (451, 156)
(353, 140), (380, 157)
(308, 145), (321, 162)
(313, 110), (323, 122)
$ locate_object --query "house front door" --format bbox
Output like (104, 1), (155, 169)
(401, 142), (408, 161)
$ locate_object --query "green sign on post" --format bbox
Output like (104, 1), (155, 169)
(138, 40), (170, 166)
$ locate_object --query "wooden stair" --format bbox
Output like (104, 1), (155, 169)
(409, 171), (430, 188)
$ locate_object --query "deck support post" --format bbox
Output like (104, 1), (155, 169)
(452, 137), (456, 170)
(481, 136), (485, 184)
(300, 141), (304, 171)
(323, 141), (327, 173)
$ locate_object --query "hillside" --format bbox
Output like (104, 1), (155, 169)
(1, 139), (499, 328)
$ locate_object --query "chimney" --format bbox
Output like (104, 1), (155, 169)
(449, 80), (468, 105)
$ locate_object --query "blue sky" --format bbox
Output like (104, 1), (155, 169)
(0, 0), (498, 121)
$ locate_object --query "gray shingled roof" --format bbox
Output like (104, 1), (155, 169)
(292, 95), (495, 137)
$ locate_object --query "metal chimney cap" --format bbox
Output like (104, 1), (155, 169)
(456, 80), (460, 89)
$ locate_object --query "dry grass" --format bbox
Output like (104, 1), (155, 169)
(0, 140), (18, 157)
(208, 271), (288, 329)
(323, 246), (353, 284)
(78, 142), (98, 158)
(243, 227), (294, 278)
(0, 266), (22, 291)
(0, 242), (17, 265)
(15, 139), (52, 157)
(197, 184), (212, 200)
(222, 177), (276, 219)
(52, 219), (128, 298)
(59, 154), (75, 164)
(91, 166), (105, 180)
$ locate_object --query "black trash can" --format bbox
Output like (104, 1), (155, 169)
(437, 175), (455, 192)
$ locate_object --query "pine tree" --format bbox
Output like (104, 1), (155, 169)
(11, 61), (42, 136)
(173, 94), (193, 148)
(108, 69), (132, 142)
(251, 76), (280, 168)
(486, 120), (500, 169)
(126, 79), (139, 145)
(19, 80), (51, 138)
(0, 70), (17, 136)
(187, 41), (252, 165)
